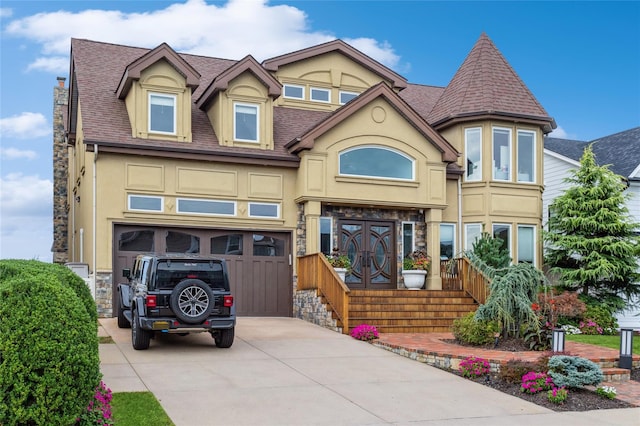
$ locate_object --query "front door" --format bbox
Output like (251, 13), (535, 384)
(338, 220), (395, 289)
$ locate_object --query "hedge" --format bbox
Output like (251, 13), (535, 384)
(0, 269), (101, 425)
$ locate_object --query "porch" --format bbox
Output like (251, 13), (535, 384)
(295, 253), (490, 334)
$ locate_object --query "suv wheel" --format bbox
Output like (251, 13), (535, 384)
(170, 279), (214, 324)
(132, 308), (151, 350)
(213, 327), (235, 348)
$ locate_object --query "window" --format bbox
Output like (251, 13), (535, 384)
(149, 93), (176, 134)
(492, 223), (512, 258)
(339, 91), (358, 105)
(493, 128), (511, 181)
(118, 230), (154, 252)
(310, 87), (330, 103)
(339, 146), (414, 180)
(128, 195), (163, 212)
(283, 84), (304, 100)
(211, 234), (243, 255)
(177, 198), (236, 216)
(517, 130), (535, 183)
(253, 234), (284, 256)
(465, 223), (483, 251)
(517, 225), (535, 264)
(402, 222), (415, 265)
(465, 128), (482, 181)
(320, 217), (333, 255)
(234, 103), (258, 142)
(440, 224), (455, 260)
(248, 202), (279, 218)
(166, 231), (200, 253)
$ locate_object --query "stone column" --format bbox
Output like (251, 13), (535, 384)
(424, 208), (442, 290)
(304, 200), (322, 254)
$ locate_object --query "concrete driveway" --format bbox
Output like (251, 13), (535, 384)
(99, 317), (639, 425)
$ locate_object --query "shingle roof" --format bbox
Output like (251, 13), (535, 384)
(544, 127), (640, 178)
(428, 33), (554, 130)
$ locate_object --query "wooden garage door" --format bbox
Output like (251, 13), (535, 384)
(113, 226), (292, 317)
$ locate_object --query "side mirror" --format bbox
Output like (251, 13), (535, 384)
(122, 268), (131, 279)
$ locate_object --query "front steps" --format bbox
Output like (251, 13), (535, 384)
(347, 289), (478, 333)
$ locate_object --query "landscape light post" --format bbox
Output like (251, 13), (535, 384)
(619, 329), (634, 369)
(552, 328), (565, 353)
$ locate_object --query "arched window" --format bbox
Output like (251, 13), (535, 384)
(339, 146), (414, 180)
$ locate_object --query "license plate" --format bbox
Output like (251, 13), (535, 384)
(152, 321), (170, 330)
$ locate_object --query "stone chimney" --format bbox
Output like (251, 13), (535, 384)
(52, 77), (69, 264)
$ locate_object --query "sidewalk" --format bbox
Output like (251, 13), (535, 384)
(99, 318), (640, 425)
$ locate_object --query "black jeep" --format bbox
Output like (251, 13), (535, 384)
(117, 253), (235, 350)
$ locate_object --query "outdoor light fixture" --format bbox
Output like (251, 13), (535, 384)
(619, 329), (634, 369)
(552, 328), (565, 353)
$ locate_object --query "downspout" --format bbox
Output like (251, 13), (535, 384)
(69, 144), (75, 261)
(92, 144), (98, 299)
(79, 228), (84, 263)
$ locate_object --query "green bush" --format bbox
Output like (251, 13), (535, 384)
(452, 312), (498, 346)
(498, 359), (542, 384)
(0, 260), (97, 325)
(0, 274), (101, 425)
(582, 305), (618, 335)
(547, 355), (604, 389)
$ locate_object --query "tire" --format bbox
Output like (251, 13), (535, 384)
(132, 308), (151, 350)
(214, 327), (234, 348)
(170, 279), (214, 324)
(117, 307), (131, 328)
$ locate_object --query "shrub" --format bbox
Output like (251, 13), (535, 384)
(0, 260), (97, 325)
(499, 359), (543, 384)
(582, 305), (618, 335)
(0, 274), (101, 425)
(547, 386), (568, 404)
(77, 381), (113, 425)
(520, 371), (554, 394)
(452, 312), (498, 346)
(596, 385), (617, 400)
(350, 324), (379, 341)
(547, 355), (604, 388)
(546, 291), (586, 325)
(459, 356), (491, 378)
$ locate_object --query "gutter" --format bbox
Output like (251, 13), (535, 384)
(92, 144), (98, 299)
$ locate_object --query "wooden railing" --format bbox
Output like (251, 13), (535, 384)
(440, 258), (490, 304)
(297, 253), (350, 333)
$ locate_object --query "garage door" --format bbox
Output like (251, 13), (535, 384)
(113, 225), (292, 317)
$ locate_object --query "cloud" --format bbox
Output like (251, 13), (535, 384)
(4, 0), (401, 71)
(26, 56), (69, 73)
(548, 126), (578, 140)
(0, 173), (52, 217)
(0, 112), (50, 139)
(0, 147), (38, 160)
(0, 8), (11, 18)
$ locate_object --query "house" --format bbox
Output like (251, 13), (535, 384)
(544, 127), (640, 329)
(52, 33), (555, 329)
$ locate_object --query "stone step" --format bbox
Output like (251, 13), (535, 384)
(601, 367), (631, 383)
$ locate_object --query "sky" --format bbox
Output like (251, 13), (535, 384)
(0, 0), (639, 262)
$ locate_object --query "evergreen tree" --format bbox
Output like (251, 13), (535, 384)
(471, 231), (511, 269)
(543, 145), (640, 308)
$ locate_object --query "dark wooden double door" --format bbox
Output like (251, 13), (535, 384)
(339, 220), (396, 289)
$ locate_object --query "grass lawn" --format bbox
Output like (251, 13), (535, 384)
(566, 334), (640, 353)
(111, 392), (174, 426)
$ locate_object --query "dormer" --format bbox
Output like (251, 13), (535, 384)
(116, 43), (200, 142)
(263, 39), (407, 112)
(196, 55), (281, 150)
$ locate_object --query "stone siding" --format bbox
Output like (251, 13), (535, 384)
(52, 77), (69, 264)
(95, 272), (113, 318)
(293, 289), (341, 333)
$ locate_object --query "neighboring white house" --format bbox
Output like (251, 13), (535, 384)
(543, 127), (640, 329)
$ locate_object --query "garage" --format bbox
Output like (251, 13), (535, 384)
(113, 225), (293, 317)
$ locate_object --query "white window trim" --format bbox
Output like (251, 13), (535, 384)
(517, 129), (536, 183)
(492, 127), (512, 181)
(310, 87), (331, 103)
(176, 197), (236, 217)
(128, 194), (164, 212)
(440, 223), (456, 260)
(517, 224), (536, 264)
(248, 202), (280, 218)
(339, 145), (415, 181)
(464, 223), (483, 251)
(465, 127), (482, 182)
(492, 223), (512, 259)
(283, 84), (305, 100)
(234, 102), (259, 143)
(320, 216), (334, 254)
(402, 221), (416, 269)
(339, 90), (359, 105)
(148, 92), (177, 135)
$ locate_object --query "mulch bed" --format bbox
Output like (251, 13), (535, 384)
(441, 338), (637, 411)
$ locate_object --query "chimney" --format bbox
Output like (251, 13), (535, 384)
(57, 76), (66, 88)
